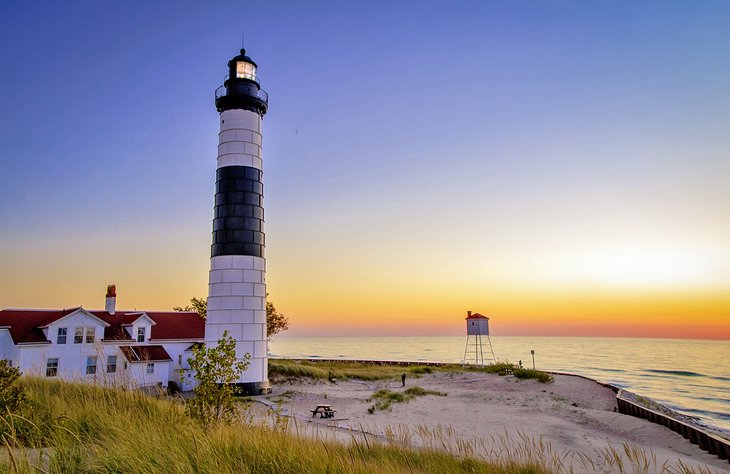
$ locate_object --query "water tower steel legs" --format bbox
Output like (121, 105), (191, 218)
(462, 334), (496, 367)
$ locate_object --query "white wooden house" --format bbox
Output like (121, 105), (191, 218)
(0, 286), (204, 390)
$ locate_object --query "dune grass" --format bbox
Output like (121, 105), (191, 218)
(0, 377), (549, 473)
(269, 359), (434, 381)
(367, 386), (448, 413)
(269, 359), (553, 383)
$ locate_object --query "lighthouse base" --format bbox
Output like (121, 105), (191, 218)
(234, 380), (271, 396)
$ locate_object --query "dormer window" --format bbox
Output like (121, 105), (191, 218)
(85, 327), (95, 344)
(74, 327), (83, 344)
(137, 327), (146, 343)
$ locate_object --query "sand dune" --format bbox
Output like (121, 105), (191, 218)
(257, 371), (729, 473)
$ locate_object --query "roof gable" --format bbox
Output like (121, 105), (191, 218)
(119, 312), (156, 327)
(39, 307), (111, 329)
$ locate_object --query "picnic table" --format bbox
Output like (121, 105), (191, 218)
(311, 404), (336, 419)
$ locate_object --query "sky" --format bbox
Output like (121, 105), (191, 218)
(1, 1), (728, 339)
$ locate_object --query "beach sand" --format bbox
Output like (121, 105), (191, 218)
(255, 371), (729, 473)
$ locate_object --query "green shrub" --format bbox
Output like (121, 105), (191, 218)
(512, 368), (553, 383)
(0, 360), (26, 414)
(368, 386), (447, 413)
(185, 331), (250, 427)
(404, 386), (447, 397)
(410, 366), (433, 375)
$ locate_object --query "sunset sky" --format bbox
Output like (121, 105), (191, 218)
(1, 1), (728, 339)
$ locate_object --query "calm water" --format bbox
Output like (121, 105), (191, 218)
(269, 336), (730, 435)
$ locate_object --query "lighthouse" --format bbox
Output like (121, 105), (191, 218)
(206, 49), (270, 394)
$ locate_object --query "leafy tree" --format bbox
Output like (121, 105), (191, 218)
(185, 331), (249, 427)
(266, 298), (289, 338)
(175, 295), (289, 339)
(172, 297), (207, 319)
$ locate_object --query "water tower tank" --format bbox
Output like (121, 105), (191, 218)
(465, 311), (490, 335)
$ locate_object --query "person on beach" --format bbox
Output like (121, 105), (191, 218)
(401, 373), (407, 387)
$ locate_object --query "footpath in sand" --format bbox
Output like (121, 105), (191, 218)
(257, 371), (729, 473)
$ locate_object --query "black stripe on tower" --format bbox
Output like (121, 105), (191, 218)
(211, 166), (265, 258)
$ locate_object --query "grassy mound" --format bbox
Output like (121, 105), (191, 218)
(0, 377), (549, 473)
(367, 386), (448, 413)
(269, 359), (553, 384)
(269, 359), (435, 381)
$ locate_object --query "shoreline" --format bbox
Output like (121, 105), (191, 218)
(272, 356), (730, 439)
(269, 336), (730, 436)
(266, 357), (730, 469)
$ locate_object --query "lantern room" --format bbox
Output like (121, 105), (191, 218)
(215, 49), (268, 115)
(229, 49), (258, 82)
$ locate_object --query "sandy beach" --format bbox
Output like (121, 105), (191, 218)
(256, 371), (729, 473)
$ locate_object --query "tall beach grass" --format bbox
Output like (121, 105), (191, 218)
(0, 377), (550, 473)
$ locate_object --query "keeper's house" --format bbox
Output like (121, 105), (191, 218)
(0, 285), (204, 390)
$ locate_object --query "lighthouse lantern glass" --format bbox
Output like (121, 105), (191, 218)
(236, 61), (256, 81)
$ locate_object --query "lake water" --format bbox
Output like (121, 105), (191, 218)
(269, 336), (730, 436)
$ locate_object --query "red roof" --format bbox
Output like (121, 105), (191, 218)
(0, 308), (204, 344)
(144, 312), (205, 341)
(0, 308), (81, 344)
(466, 312), (489, 319)
(120, 345), (172, 363)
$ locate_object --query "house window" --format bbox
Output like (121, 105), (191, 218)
(85, 327), (95, 344)
(178, 355), (182, 365)
(137, 327), (146, 343)
(146, 363), (154, 374)
(86, 356), (97, 375)
(46, 358), (58, 377)
(124, 361), (128, 370)
(107, 355), (117, 373)
(74, 327), (83, 344)
(57, 327), (67, 344)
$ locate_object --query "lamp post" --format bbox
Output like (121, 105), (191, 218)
(530, 349), (535, 370)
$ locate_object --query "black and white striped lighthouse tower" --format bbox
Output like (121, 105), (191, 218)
(206, 49), (270, 394)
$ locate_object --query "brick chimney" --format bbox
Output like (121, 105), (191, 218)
(105, 284), (116, 315)
(467, 310), (472, 317)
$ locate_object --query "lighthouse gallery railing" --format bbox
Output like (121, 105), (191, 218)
(214, 84), (268, 105)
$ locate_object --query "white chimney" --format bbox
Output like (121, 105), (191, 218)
(105, 284), (116, 315)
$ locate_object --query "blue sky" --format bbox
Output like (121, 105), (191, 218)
(1, 1), (729, 337)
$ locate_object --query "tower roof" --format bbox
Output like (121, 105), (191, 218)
(465, 312), (489, 320)
(229, 48), (258, 68)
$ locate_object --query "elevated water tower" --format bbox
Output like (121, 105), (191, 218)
(462, 311), (496, 366)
